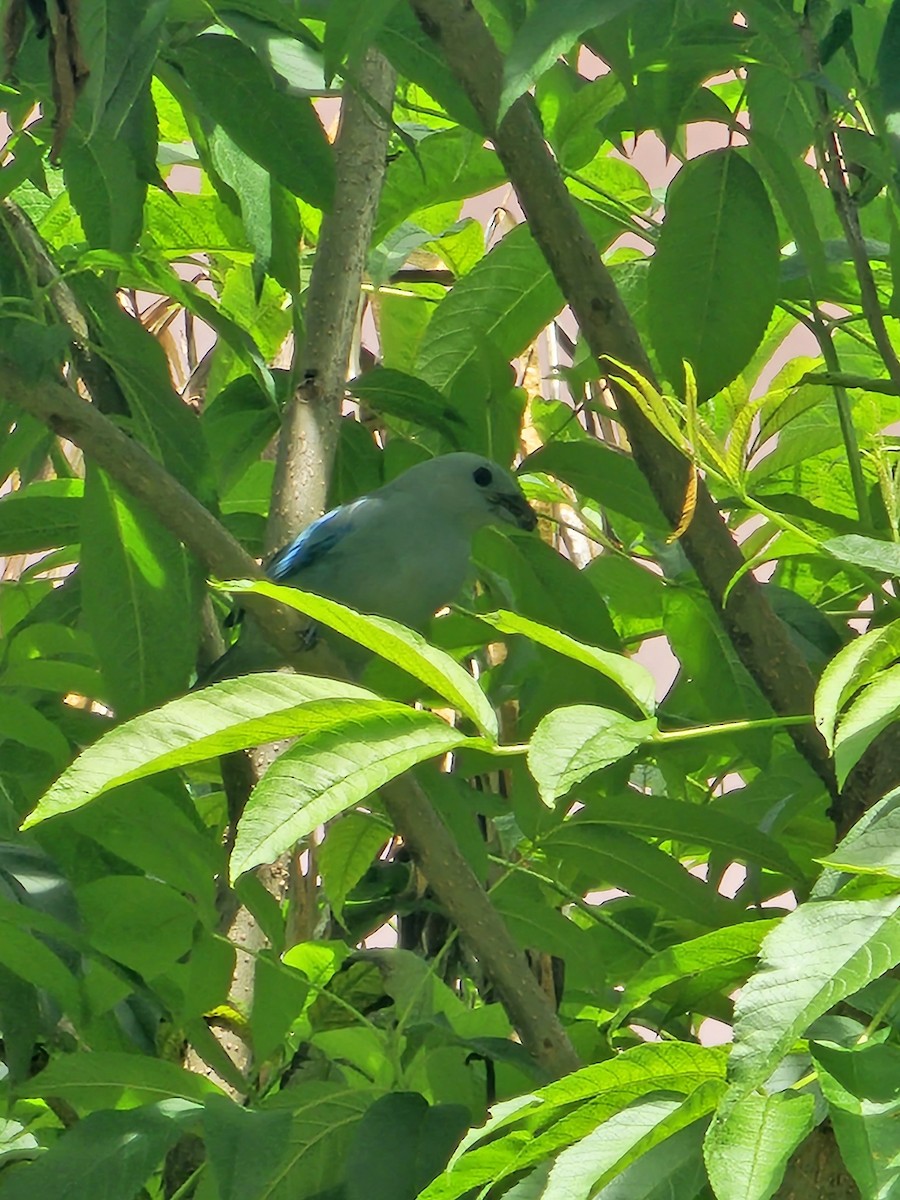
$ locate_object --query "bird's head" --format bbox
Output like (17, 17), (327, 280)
(394, 452), (538, 534)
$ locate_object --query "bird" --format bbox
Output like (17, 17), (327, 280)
(200, 452), (537, 684)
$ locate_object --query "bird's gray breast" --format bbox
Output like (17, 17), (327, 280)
(298, 514), (471, 630)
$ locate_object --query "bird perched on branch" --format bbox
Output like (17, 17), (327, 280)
(200, 452), (537, 684)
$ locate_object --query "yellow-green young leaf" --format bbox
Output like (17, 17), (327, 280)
(478, 610), (656, 715)
(528, 706), (657, 805)
(725, 395), (768, 485)
(23, 674), (378, 828)
(223, 579), (499, 740)
(319, 811), (392, 920)
(704, 1092), (816, 1200)
(231, 705), (468, 879)
(607, 360), (687, 450)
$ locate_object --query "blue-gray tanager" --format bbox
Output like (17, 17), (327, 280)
(202, 452), (537, 683)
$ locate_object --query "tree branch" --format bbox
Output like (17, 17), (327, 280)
(268, 49), (398, 549)
(409, 0), (843, 804)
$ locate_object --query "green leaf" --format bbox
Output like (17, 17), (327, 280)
(69, 274), (213, 500)
(478, 610), (655, 714)
(647, 150), (779, 400)
(22, 674), (378, 828)
(19, 1051), (223, 1107)
(323, 0), (401, 84)
(0, 480), (82, 554)
(419, 1042), (726, 1200)
(590, 1120), (707, 1200)
(376, 129), (503, 242)
(203, 1095), (293, 1200)
(416, 224), (564, 396)
(72, 783), (220, 914)
(729, 896), (900, 1103)
(824, 533), (900, 575)
(499, 0), (643, 121)
(210, 126), (274, 289)
(815, 620), (900, 750)
(75, 876), (197, 979)
(581, 796), (802, 880)
(377, 7), (481, 131)
(345, 1093), (469, 1200)
(524, 440), (667, 532)
(201, 372), (283, 494)
(821, 786), (900, 880)
(833, 664), (900, 786)
(61, 135), (145, 253)
(0, 1101), (199, 1200)
(225, 579), (499, 739)
(231, 703), (468, 878)
(811, 1039), (900, 1199)
(542, 823), (731, 929)
(528, 705), (657, 804)
(256, 1083), (373, 1197)
(250, 956), (310, 1062)
(704, 1092), (816, 1200)
(347, 367), (465, 443)
(80, 467), (198, 717)
(0, 920), (82, 1020)
(876, 0), (900, 174)
(614, 920), (779, 1029)
(79, 0), (168, 138)
(319, 811), (392, 920)
(0, 695), (70, 766)
(177, 34), (334, 210)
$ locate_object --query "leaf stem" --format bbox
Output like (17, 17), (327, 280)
(654, 715), (813, 744)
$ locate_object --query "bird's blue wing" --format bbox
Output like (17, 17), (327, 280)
(266, 497), (372, 582)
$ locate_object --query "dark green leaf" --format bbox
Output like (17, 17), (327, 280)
(348, 367), (465, 443)
(177, 34), (335, 210)
(61, 135), (145, 253)
(0, 480), (82, 555)
(203, 1095), (292, 1200)
(0, 1101), (198, 1200)
(345, 1094), (468, 1200)
(543, 824), (732, 928)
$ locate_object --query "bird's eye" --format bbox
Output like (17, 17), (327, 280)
(473, 466), (493, 487)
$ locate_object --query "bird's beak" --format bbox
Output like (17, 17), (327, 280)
(495, 492), (538, 531)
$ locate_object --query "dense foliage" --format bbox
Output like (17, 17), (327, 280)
(2, 0), (900, 1197)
